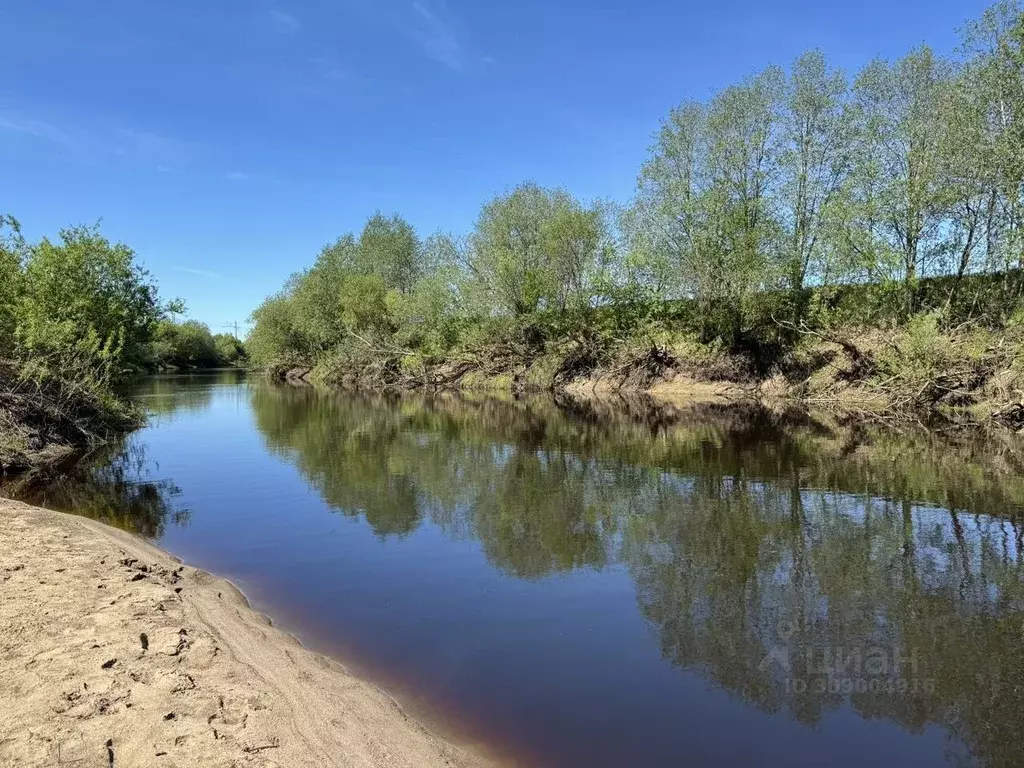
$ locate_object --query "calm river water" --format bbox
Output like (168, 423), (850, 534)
(4, 371), (1024, 767)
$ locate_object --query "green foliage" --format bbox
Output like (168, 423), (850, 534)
(959, 1), (1024, 271)
(0, 355), (144, 471)
(392, 267), (466, 355)
(247, 1), (1024, 392)
(0, 214), (25, 349)
(0, 217), (179, 468)
(15, 224), (165, 375)
(356, 213), (420, 294)
(470, 183), (610, 316)
(339, 273), (392, 335)
(213, 333), (247, 366)
(631, 67), (787, 344)
(289, 235), (359, 353)
(779, 50), (853, 292)
(147, 320), (243, 370)
(874, 312), (952, 382)
(247, 293), (309, 367)
(851, 46), (954, 286)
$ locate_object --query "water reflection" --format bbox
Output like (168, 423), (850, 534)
(6, 377), (1024, 767)
(0, 373), (241, 534)
(127, 368), (241, 415)
(252, 388), (616, 572)
(2, 439), (189, 537)
(625, 472), (1024, 764)
(250, 386), (1024, 766)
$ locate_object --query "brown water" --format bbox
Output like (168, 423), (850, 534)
(5, 371), (1024, 767)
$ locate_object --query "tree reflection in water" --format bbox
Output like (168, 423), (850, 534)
(2, 437), (189, 538)
(251, 386), (1024, 767)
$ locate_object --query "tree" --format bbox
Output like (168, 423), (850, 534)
(385, 232), (474, 355)
(357, 213), (421, 294)
(958, 0), (1024, 272)
(706, 66), (785, 280)
(290, 236), (358, 354)
(213, 333), (247, 365)
(16, 224), (165, 373)
(939, 64), (996, 290)
(338, 273), (392, 336)
(470, 183), (607, 317)
(0, 214), (25, 348)
(851, 48), (956, 287)
(778, 51), (853, 293)
(247, 293), (307, 366)
(471, 183), (557, 316)
(540, 198), (612, 312)
(633, 67), (785, 342)
(149, 320), (222, 369)
(169, 320), (219, 368)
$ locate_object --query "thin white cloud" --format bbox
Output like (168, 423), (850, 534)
(0, 107), (204, 172)
(411, 0), (468, 72)
(0, 113), (76, 148)
(310, 56), (354, 85)
(115, 129), (195, 170)
(173, 266), (224, 279)
(268, 7), (301, 34)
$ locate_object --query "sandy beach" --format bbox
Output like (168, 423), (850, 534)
(0, 498), (494, 768)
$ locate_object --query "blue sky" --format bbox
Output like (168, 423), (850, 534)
(1, 0), (991, 335)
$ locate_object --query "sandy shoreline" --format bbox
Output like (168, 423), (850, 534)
(0, 498), (495, 768)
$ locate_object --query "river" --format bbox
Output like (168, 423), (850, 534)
(4, 371), (1023, 767)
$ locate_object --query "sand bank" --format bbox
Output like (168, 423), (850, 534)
(0, 499), (494, 767)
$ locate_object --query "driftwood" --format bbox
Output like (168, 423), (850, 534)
(774, 318), (875, 379)
(991, 401), (1024, 431)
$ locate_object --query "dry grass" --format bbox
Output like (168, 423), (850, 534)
(0, 358), (142, 473)
(781, 316), (1024, 429)
(269, 314), (1024, 432)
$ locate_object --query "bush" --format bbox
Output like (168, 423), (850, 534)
(247, 294), (309, 367)
(15, 224), (164, 375)
(0, 353), (143, 471)
(214, 333), (247, 366)
(0, 215), (177, 470)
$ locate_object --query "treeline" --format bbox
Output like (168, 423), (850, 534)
(249, 3), (1024, 364)
(0, 216), (244, 470)
(148, 320), (247, 371)
(0, 217), (246, 376)
(245, 0), (1024, 421)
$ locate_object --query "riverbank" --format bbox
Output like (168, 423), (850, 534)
(273, 316), (1024, 432)
(0, 366), (248, 475)
(0, 498), (493, 768)
(0, 360), (144, 475)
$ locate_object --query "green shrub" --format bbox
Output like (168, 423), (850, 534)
(214, 333), (247, 366)
(15, 224), (164, 374)
(147, 320), (231, 369)
(0, 215), (178, 468)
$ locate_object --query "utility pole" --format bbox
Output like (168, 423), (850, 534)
(218, 322), (240, 339)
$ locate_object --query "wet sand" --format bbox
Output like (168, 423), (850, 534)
(0, 498), (494, 767)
